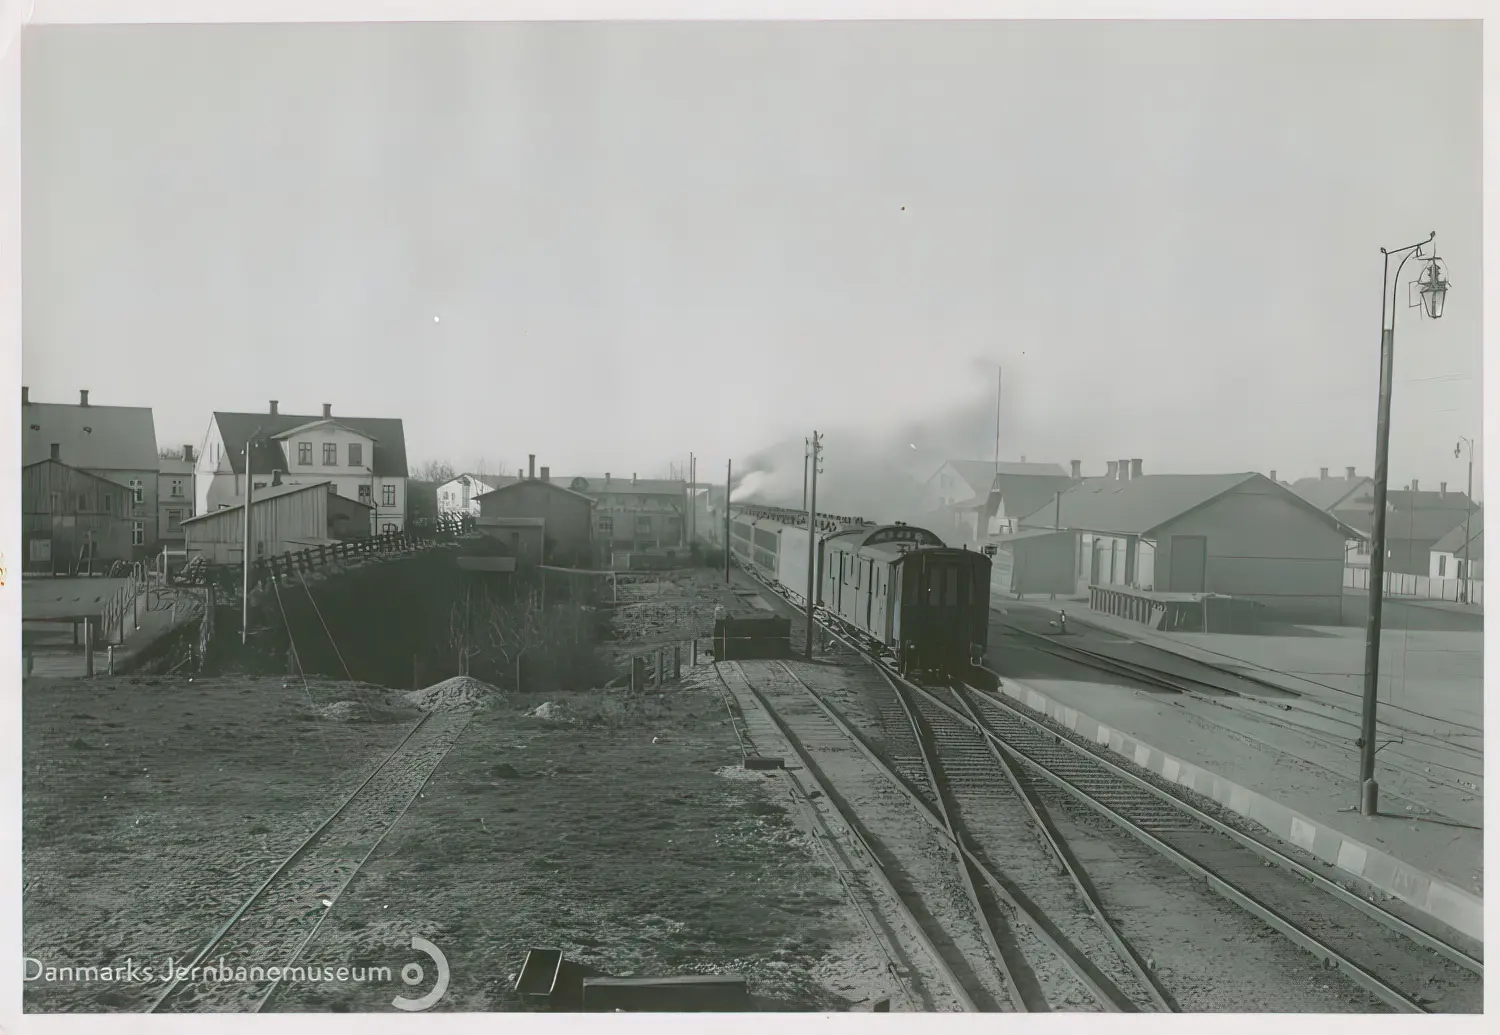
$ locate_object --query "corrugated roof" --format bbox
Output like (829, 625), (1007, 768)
(22, 401), (159, 471)
(1289, 475), (1372, 512)
(1433, 516), (1483, 558)
(180, 479), (362, 525)
(212, 411), (408, 478)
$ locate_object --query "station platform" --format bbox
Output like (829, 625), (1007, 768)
(986, 594), (1483, 946)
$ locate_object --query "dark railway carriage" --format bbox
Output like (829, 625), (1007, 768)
(821, 523), (991, 675)
(729, 507), (989, 676)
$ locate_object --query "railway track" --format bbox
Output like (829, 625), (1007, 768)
(146, 709), (472, 1013)
(723, 658), (1171, 1012)
(730, 559), (1482, 1013)
(935, 679), (1484, 1013)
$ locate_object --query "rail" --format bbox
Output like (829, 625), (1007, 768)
(729, 552), (1483, 1013)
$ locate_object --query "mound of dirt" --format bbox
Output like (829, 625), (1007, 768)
(403, 676), (501, 713)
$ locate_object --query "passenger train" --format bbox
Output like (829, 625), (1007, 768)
(729, 504), (991, 676)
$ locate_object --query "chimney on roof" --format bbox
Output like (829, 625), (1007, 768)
(269, 400), (278, 415)
(1320, 467), (1329, 480)
(322, 403), (332, 418)
(184, 445), (195, 462)
(79, 390), (89, 407)
(1440, 482), (1447, 497)
(528, 454), (536, 479)
(1411, 479), (1419, 491)
(1270, 469), (1278, 483)
(49, 443), (60, 461)
(1346, 466), (1356, 480)
(272, 470), (283, 487)
(1131, 458), (1143, 479)
(633, 472), (638, 484)
(605, 472), (611, 484)
(1113, 458), (1125, 481)
(540, 466), (550, 483)
(1070, 459), (1081, 479)
(1105, 460), (1119, 479)
(21, 385), (28, 405)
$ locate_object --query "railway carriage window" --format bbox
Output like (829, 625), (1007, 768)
(928, 565), (943, 605)
(946, 567), (960, 606)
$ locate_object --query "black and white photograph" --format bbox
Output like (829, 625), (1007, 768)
(6, 1), (1487, 1019)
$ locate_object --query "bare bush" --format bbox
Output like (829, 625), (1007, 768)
(443, 584), (609, 692)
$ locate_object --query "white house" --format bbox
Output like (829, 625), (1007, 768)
(196, 401), (410, 535)
(1429, 516), (1483, 585)
(437, 473), (514, 516)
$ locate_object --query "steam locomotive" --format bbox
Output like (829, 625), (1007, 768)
(729, 504), (991, 676)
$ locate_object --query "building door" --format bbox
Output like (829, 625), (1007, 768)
(1168, 535), (1208, 593)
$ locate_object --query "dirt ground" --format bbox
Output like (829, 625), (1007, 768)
(21, 572), (896, 1014)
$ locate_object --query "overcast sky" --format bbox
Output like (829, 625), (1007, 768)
(21, 20), (1482, 491)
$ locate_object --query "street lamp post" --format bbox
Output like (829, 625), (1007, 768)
(1358, 232), (1451, 817)
(1454, 436), (1475, 604)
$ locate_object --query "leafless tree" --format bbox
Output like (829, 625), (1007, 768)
(442, 582), (606, 690)
(413, 459), (458, 484)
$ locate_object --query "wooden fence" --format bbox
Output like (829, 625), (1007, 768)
(1343, 565), (1484, 606)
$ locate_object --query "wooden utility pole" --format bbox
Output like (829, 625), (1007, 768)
(725, 459), (732, 584)
(805, 432), (822, 660)
(242, 437), (254, 645)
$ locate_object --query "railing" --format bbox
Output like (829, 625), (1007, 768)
(1344, 565), (1483, 606)
(244, 531), (440, 592)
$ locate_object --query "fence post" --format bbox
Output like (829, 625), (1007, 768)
(690, 638), (698, 667)
(655, 650), (664, 688)
(673, 645), (681, 682)
(84, 619), (94, 677)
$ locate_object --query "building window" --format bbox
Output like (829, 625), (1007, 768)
(382, 484), (396, 508)
(359, 485), (372, 505)
(129, 478), (144, 504)
(323, 443), (338, 465)
(167, 510), (183, 531)
(103, 493), (112, 513)
(170, 478), (184, 498)
(598, 516), (614, 535)
(78, 493), (87, 510)
(349, 443), (363, 467)
(1438, 555), (1447, 577)
(635, 516), (652, 535)
(298, 442), (313, 465)
(382, 522), (398, 534)
(132, 522), (145, 546)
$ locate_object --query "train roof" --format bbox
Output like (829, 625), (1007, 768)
(822, 522), (949, 557)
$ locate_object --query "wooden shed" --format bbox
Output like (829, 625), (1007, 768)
(20, 459), (135, 573)
(181, 479), (372, 565)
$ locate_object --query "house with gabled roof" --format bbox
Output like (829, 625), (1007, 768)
(922, 458), (1076, 545)
(196, 401), (410, 535)
(21, 387), (160, 553)
(437, 472), (517, 517)
(473, 459), (597, 566)
(1014, 471), (1363, 624)
(1429, 514), (1482, 590)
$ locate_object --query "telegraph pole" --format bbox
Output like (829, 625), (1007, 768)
(803, 440), (810, 512)
(804, 432), (822, 660)
(689, 452), (696, 546)
(725, 459), (732, 584)
(994, 365), (1003, 479)
(242, 437), (254, 645)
